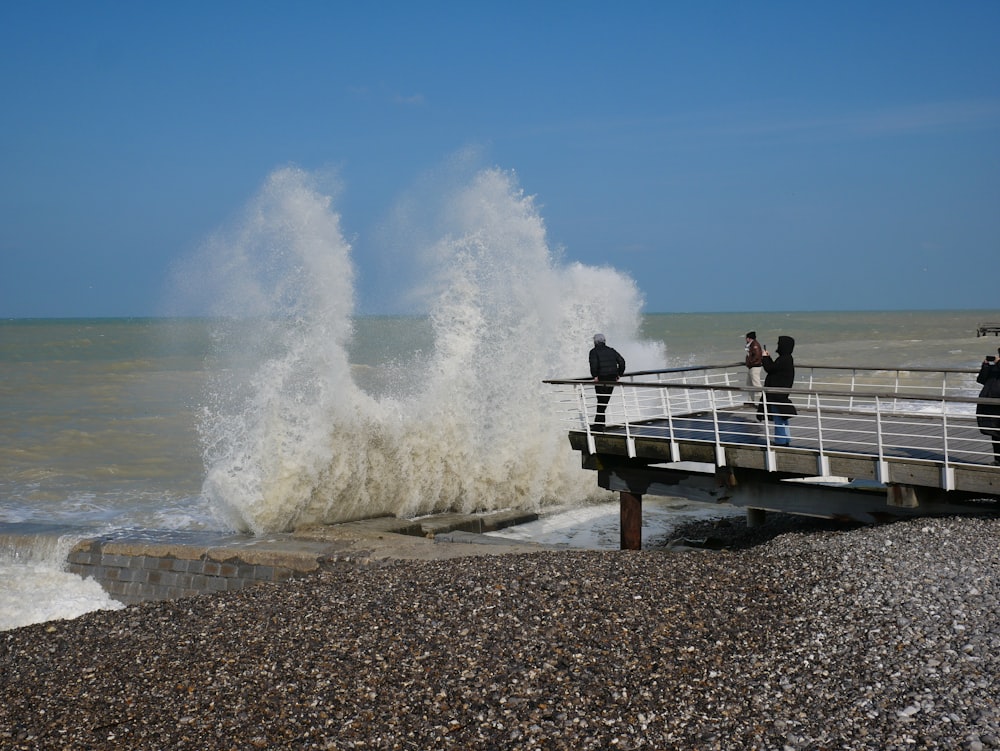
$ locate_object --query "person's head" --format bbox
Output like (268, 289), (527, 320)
(746, 331), (756, 341)
(776, 335), (795, 355)
(593, 333), (606, 345)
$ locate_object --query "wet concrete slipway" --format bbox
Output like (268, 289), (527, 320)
(3, 509), (552, 606)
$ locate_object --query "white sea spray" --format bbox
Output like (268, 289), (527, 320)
(0, 533), (123, 631)
(194, 166), (665, 534)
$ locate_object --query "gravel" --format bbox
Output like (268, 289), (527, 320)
(3, 514), (1000, 750)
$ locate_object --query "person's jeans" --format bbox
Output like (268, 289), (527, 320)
(594, 381), (616, 427)
(773, 416), (790, 445)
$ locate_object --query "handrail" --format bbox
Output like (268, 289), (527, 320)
(544, 364), (1000, 475)
(543, 378), (996, 408)
(547, 362), (984, 404)
(590, 362), (982, 379)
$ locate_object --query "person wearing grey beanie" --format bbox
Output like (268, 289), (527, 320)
(588, 334), (626, 430)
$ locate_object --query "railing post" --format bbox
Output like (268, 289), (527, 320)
(725, 368), (739, 409)
(665, 387), (680, 462)
(618, 383), (636, 458)
(875, 396), (889, 483)
(576, 383), (589, 428)
(709, 389), (726, 466)
(815, 398), (829, 476)
(578, 384), (596, 454)
(940, 402), (955, 490)
(761, 393), (777, 472)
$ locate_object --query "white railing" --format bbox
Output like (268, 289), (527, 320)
(545, 363), (998, 474)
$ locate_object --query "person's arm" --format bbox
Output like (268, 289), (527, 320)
(978, 362), (991, 386)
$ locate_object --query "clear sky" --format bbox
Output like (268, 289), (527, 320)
(2, 1), (998, 317)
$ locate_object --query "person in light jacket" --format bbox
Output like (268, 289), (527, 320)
(744, 331), (763, 404)
(976, 349), (1000, 464)
(756, 335), (797, 446)
(588, 333), (626, 430)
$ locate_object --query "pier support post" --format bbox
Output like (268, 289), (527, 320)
(746, 507), (766, 528)
(620, 491), (642, 550)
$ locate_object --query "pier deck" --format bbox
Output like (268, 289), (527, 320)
(572, 405), (1000, 497)
(546, 363), (1000, 546)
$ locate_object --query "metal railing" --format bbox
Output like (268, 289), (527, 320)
(544, 363), (1000, 478)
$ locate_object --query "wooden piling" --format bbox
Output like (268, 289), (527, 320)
(620, 491), (643, 550)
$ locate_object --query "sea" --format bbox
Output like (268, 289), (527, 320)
(1, 170), (996, 630)
(2, 311), (995, 631)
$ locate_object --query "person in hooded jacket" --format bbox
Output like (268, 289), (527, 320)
(588, 333), (626, 430)
(976, 349), (1000, 464)
(756, 335), (797, 446)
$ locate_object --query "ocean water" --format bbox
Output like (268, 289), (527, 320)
(3, 311), (994, 631)
(2, 166), (997, 629)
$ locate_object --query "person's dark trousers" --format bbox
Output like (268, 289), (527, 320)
(594, 380), (616, 428)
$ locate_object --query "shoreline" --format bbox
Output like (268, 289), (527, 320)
(4, 514), (1000, 749)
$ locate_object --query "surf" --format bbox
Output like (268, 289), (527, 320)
(179, 165), (665, 534)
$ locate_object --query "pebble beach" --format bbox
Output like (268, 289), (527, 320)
(3, 514), (1000, 750)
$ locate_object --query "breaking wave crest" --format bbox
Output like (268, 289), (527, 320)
(190, 166), (663, 534)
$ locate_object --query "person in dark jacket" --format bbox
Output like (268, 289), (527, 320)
(756, 335), (797, 446)
(976, 349), (1000, 464)
(588, 333), (626, 430)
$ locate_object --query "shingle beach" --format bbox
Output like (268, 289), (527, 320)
(3, 515), (1000, 750)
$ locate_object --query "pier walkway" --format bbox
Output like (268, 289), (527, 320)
(545, 363), (1000, 547)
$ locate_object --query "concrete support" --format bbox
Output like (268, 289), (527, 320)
(620, 491), (643, 550)
(746, 507), (767, 528)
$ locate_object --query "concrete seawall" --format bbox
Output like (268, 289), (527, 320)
(4, 510), (544, 606)
(64, 531), (340, 605)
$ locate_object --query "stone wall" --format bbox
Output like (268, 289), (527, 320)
(65, 544), (299, 605)
(63, 531), (340, 606)
(5, 509), (541, 607)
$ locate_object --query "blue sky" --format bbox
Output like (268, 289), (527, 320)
(2, 1), (998, 317)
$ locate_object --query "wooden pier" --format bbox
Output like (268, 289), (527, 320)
(977, 322), (1000, 336)
(546, 363), (1000, 549)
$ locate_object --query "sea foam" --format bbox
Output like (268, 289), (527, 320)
(189, 166), (664, 534)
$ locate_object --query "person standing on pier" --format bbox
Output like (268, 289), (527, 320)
(757, 335), (797, 446)
(744, 331), (763, 405)
(589, 333), (626, 431)
(976, 349), (1000, 464)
